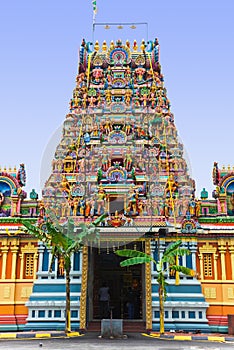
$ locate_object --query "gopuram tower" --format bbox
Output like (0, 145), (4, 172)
(25, 38), (209, 332)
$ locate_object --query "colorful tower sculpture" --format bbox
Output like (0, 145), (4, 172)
(0, 165), (39, 330)
(25, 38), (209, 332)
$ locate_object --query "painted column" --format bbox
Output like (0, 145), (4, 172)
(33, 253), (39, 279)
(218, 244), (226, 280)
(145, 239), (152, 331)
(1, 245), (9, 279)
(79, 245), (88, 330)
(198, 253), (204, 280)
(19, 253), (24, 279)
(150, 241), (156, 275)
(11, 245), (19, 280)
(181, 242), (187, 279)
(190, 241), (197, 271)
(214, 253), (218, 280)
(229, 245), (234, 280)
(47, 248), (53, 278)
(37, 242), (45, 275)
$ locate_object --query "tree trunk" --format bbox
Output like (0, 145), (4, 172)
(65, 265), (71, 333)
(159, 284), (164, 334)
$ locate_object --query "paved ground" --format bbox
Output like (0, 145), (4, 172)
(0, 329), (234, 343)
(0, 331), (234, 350)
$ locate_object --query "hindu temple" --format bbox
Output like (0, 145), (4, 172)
(0, 37), (234, 334)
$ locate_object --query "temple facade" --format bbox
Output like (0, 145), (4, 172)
(0, 165), (39, 330)
(0, 38), (234, 333)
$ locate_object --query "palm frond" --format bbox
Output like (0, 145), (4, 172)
(92, 213), (108, 226)
(116, 249), (155, 262)
(167, 248), (191, 257)
(120, 256), (152, 267)
(23, 221), (48, 241)
(170, 264), (195, 276)
(163, 240), (182, 257)
(162, 255), (176, 265)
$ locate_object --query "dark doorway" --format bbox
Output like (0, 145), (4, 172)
(109, 196), (125, 214)
(90, 243), (143, 320)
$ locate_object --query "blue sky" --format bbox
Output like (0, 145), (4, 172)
(0, 0), (233, 199)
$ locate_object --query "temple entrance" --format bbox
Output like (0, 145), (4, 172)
(88, 242), (144, 321)
(109, 196), (125, 214)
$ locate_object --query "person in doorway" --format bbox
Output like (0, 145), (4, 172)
(126, 286), (136, 319)
(98, 282), (110, 319)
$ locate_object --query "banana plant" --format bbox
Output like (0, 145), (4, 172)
(23, 212), (107, 333)
(116, 240), (195, 334)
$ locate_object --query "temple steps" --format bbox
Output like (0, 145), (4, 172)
(87, 320), (146, 332)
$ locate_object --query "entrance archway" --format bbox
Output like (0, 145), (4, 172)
(88, 242), (144, 321)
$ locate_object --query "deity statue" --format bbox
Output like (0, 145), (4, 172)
(188, 197), (196, 216)
(124, 118), (132, 135)
(101, 146), (110, 171)
(61, 175), (70, 195)
(96, 186), (106, 215)
(164, 174), (178, 197)
(103, 117), (112, 134)
(127, 187), (138, 215)
(195, 199), (201, 217)
(164, 197), (174, 218)
(73, 197), (80, 216)
(124, 147), (132, 170)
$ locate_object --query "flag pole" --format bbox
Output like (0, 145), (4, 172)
(92, 0), (97, 44)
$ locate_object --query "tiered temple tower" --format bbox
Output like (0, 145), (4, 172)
(25, 38), (209, 332)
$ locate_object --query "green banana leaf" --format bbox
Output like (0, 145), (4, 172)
(116, 249), (155, 262)
(120, 256), (152, 267)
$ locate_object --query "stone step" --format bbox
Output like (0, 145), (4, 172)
(87, 320), (146, 332)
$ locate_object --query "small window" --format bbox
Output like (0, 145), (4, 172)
(71, 310), (78, 318)
(154, 311), (159, 318)
(172, 311), (179, 318)
(54, 310), (61, 318)
(181, 311), (185, 319)
(24, 253), (34, 278)
(38, 310), (45, 318)
(189, 311), (195, 319)
(203, 253), (213, 277)
(48, 310), (52, 318)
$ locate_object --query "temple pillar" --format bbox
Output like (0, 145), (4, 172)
(10, 244), (19, 279)
(79, 245), (88, 330)
(1, 244), (9, 280)
(229, 245), (234, 280)
(218, 242), (227, 280)
(145, 239), (152, 331)
(19, 253), (24, 280)
(198, 253), (204, 280)
(33, 253), (39, 279)
(37, 242), (45, 276)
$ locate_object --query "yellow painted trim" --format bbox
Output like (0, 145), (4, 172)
(201, 280), (234, 283)
(35, 333), (51, 338)
(0, 301), (31, 305)
(0, 279), (34, 282)
(67, 332), (82, 337)
(174, 335), (192, 341)
(142, 332), (160, 338)
(207, 336), (225, 342)
(0, 333), (17, 339)
(204, 302), (234, 305)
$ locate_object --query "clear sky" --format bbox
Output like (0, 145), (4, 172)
(0, 0), (233, 199)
